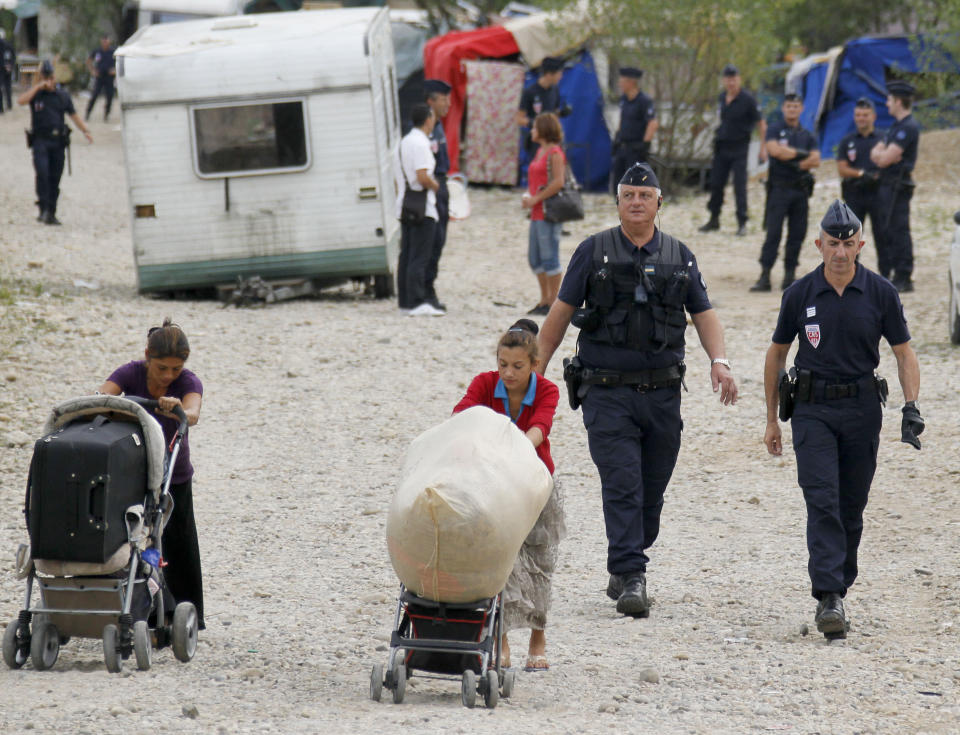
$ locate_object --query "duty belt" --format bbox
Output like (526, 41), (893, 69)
(580, 363), (685, 391)
(803, 374), (876, 402)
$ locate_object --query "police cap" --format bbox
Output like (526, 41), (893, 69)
(541, 56), (564, 73)
(783, 92), (801, 102)
(619, 66), (643, 79)
(619, 161), (660, 190)
(40, 59), (54, 77)
(854, 96), (875, 110)
(820, 199), (862, 240)
(722, 63), (739, 77)
(886, 79), (916, 98)
(423, 79), (452, 96)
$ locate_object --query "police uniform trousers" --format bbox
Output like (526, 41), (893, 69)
(873, 181), (914, 279)
(581, 384), (683, 575)
(790, 382), (881, 600)
(610, 145), (648, 196)
(32, 136), (67, 216)
(0, 73), (10, 112)
(397, 216), (437, 309)
(86, 75), (115, 119)
(161, 479), (206, 629)
(841, 184), (886, 274)
(760, 186), (808, 271)
(707, 143), (749, 225)
(425, 175), (449, 302)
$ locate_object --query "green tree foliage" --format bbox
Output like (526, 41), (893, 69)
(559, 0), (794, 184)
(44, 0), (125, 61)
(773, 0), (903, 52)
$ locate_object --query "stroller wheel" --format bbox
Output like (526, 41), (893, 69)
(483, 669), (499, 709)
(3, 620), (29, 669)
(172, 602), (198, 662)
(461, 669), (477, 708)
(30, 622), (60, 671)
(103, 624), (123, 673)
(501, 668), (516, 699)
(391, 663), (406, 704)
(369, 663), (383, 701)
(133, 620), (152, 671)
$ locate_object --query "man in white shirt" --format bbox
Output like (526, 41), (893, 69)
(396, 103), (443, 316)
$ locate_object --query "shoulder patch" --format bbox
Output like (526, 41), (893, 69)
(896, 130), (906, 139)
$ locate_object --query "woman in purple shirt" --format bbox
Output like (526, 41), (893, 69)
(99, 318), (205, 629)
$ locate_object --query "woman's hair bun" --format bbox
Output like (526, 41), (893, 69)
(510, 318), (539, 336)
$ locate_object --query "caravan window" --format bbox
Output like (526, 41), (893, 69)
(192, 100), (309, 178)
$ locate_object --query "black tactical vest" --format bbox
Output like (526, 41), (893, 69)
(577, 227), (690, 353)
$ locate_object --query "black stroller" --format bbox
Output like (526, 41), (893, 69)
(370, 584), (516, 709)
(2, 394), (199, 673)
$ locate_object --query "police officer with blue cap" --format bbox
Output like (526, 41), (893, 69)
(423, 79), (452, 312)
(870, 80), (920, 292)
(763, 200), (922, 640)
(836, 98), (882, 260)
(751, 93), (820, 292)
(610, 67), (658, 195)
(538, 162), (738, 617)
(517, 56), (571, 155)
(18, 60), (93, 225)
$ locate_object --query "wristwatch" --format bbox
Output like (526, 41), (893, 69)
(711, 358), (731, 369)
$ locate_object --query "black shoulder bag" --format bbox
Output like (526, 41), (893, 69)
(398, 141), (428, 225)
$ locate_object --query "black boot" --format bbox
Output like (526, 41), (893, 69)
(616, 573), (650, 617)
(698, 215), (720, 233)
(749, 267), (772, 292)
(44, 210), (61, 226)
(735, 223), (748, 237)
(606, 574), (622, 601)
(892, 273), (914, 293)
(37, 209), (47, 223)
(781, 268), (796, 290)
(815, 593), (847, 638)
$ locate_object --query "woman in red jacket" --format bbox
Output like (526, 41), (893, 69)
(453, 319), (565, 672)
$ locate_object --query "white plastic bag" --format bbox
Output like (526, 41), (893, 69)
(386, 406), (553, 602)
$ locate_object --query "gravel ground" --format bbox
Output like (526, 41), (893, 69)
(1, 103), (959, 734)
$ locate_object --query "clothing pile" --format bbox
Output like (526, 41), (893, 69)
(386, 406), (552, 603)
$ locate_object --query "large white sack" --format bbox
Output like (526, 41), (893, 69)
(386, 405), (553, 603)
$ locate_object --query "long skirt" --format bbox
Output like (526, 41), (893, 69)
(162, 479), (206, 630)
(503, 478), (566, 632)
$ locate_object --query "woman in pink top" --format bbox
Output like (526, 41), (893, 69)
(521, 112), (567, 316)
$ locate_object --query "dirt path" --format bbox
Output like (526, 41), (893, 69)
(1, 106), (958, 734)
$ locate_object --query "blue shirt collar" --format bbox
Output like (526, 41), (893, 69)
(494, 372), (538, 422)
(813, 262), (866, 294)
(618, 226), (659, 255)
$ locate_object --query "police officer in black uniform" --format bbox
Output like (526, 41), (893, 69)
(424, 79), (452, 313)
(18, 60), (93, 225)
(0, 29), (15, 114)
(870, 80), (920, 292)
(538, 162), (738, 617)
(700, 64), (767, 236)
(763, 200), (922, 640)
(751, 93), (820, 292)
(517, 56), (571, 158)
(836, 98), (883, 264)
(610, 67), (657, 195)
(85, 35), (116, 122)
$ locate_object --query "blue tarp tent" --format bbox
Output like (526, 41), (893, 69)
(791, 35), (960, 159)
(518, 50), (612, 191)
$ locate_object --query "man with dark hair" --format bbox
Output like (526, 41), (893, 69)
(750, 93), (820, 292)
(423, 79), (452, 313)
(870, 80), (920, 292)
(396, 103), (443, 317)
(18, 60), (93, 225)
(836, 98), (882, 265)
(700, 64), (767, 236)
(610, 67), (657, 195)
(537, 162), (738, 618)
(85, 35), (116, 122)
(763, 200), (922, 640)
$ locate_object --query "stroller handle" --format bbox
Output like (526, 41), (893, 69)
(123, 395), (189, 436)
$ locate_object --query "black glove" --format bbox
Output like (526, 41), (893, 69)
(793, 148), (810, 161)
(558, 104), (572, 118)
(901, 401), (924, 450)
